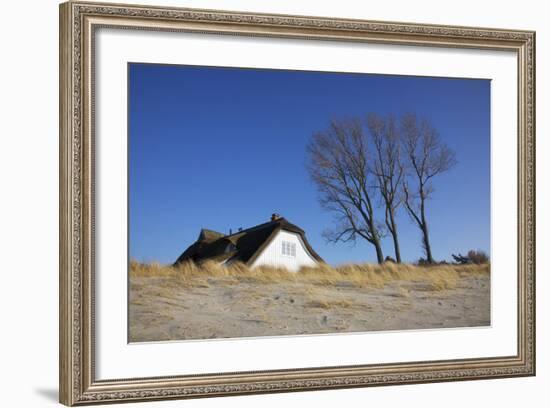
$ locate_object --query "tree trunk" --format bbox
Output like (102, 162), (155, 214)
(388, 209), (401, 263)
(422, 226), (434, 264)
(420, 198), (435, 264)
(391, 232), (401, 263)
(364, 197), (384, 264)
(372, 236), (384, 264)
(391, 220), (401, 263)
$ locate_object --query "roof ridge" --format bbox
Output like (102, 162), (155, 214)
(200, 228), (224, 234)
(223, 218), (285, 238)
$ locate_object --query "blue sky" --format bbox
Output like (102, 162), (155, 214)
(129, 63), (490, 265)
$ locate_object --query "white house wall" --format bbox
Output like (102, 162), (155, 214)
(250, 230), (318, 272)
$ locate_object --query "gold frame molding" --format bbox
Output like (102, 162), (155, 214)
(59, 1), (536, 405)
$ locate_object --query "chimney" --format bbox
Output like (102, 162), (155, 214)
(229, 228), (232, 235)
(238, 227), (243, 232)
(271, 213), (282, 221)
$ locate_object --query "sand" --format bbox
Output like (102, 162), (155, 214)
(128, 273), (490, 342)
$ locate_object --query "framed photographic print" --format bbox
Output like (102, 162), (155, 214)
(59, 1), (536, 405)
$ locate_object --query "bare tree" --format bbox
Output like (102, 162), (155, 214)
(401, 113), (456, 264)
(367, 113), (404, 263)
(307, 118), (385, 263)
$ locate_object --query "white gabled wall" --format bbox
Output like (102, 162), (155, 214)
(250, 229), (319, 272)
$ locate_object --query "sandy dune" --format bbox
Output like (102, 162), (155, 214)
(129, 273), (490, 342)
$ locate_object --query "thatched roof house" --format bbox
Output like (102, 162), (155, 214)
(174, 214), (323, 272)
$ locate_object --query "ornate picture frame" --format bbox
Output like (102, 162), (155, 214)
(59, 1), (535, 405)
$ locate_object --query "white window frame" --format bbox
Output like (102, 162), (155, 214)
(282, 241), (296, 258)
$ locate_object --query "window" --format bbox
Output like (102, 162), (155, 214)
(282, 241), (296, 257)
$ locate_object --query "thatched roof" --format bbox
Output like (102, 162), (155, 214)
(174, 217), (323, 266)
(198, 229), (224, 243)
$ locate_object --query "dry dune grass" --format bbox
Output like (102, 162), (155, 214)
(129, 260), (491, 340)
(130, 260), (489, 291)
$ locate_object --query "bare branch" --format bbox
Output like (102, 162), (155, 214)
(400, 113), (456, 263)
(307, 118), (385, 263)
(366, 113), (404, 262)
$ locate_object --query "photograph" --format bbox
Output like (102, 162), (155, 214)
(128, 63), (491, 343)
(56, 2), (536, 405)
